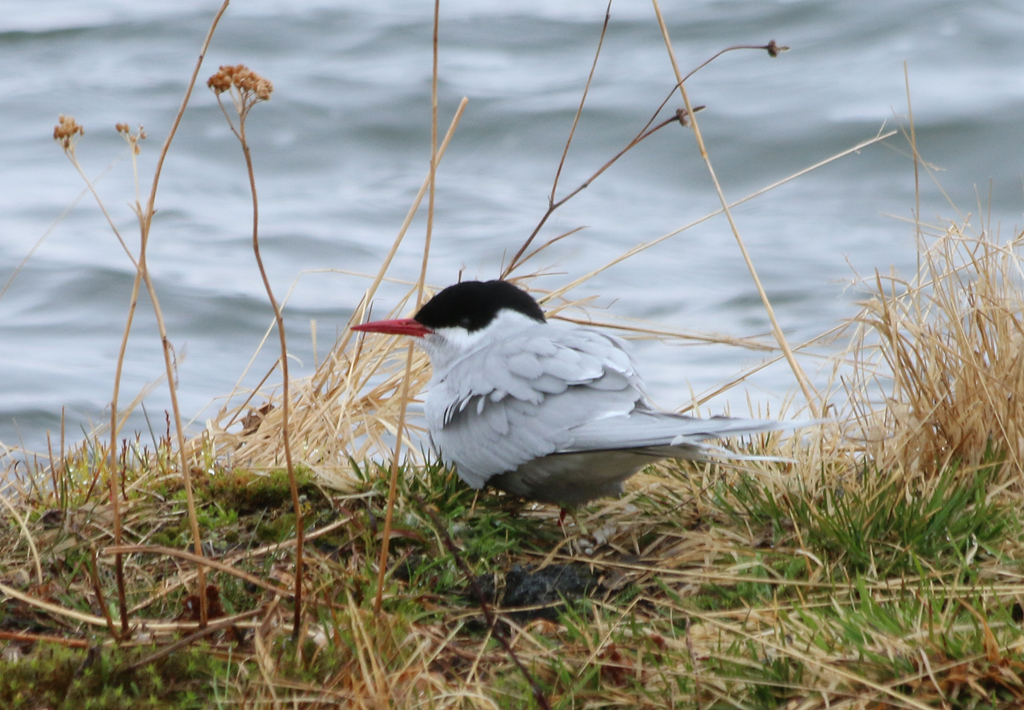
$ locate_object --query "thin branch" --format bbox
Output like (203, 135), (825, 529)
(503, 110), (691, 278)
(503, 39), (782, 278)
(106, 544), (292, 597)
(542, 128), (897, 304)
(549, 0), (613, 205)
(106, 125), (147, 639)
(88, 544), (120, 641)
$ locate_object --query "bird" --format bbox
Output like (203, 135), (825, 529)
(352, 279), (794, 508)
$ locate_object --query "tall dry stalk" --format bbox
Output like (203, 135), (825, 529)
(128, 0), (233, 629)
(53, 115), (132, 638)
(207, 63), (305, 640)
(374, 0), (442, 615)
(650, 0), (819, 418)
(505, 36), (795, 279)
(55, 0), (232, 633)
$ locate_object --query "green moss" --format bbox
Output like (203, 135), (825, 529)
(0, 643), (234, 709)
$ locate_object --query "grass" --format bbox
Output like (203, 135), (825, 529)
(5, 421), (1024, 707)
(4, 1), (1024, 707)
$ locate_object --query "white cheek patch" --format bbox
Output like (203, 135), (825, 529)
(432, 325), (489, 353)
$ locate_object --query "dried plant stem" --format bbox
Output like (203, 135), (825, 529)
(207, 60), (300, 639)
(240, 106), (304, 643)
(0, 490), (42, 584)
(543, 128), (896, 304)
(651, 0), (819, 417)
(63, 151), (137, 267)
(904, 62), (922, 271)
(504, 113), (684, 278)
(107, 271), (140, 638)
(0, 162), (119, 302)
(126, 607), (265, 672)
(56, 142), (136, 638)
(88, 544), (118, 639)
(105, 131), (150, 638)
(106, 545), (292, 597)
(505, 33), (780, 278)
(548, 0), (612, 204)
(0, 631), (89, 649)
(130, 0), (231, 629)
(374, 0), (442, 616)
(350, 99), (468, 330)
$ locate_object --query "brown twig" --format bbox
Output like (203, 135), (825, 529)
(106, 544), (293, 598)
(106, 125), (147, 641)
(88, 544), (120, 641)
(0, 630), (90, 649)
(904, 62), (922, 272)
(208, 62), (303, 641)
(127, 0), (232, 630)
(502, 111), (691, 278)
(548, 0), (613, 206)
(125, 607), (264, 672)
(503, 36), (786, 278)
(541, 128), (896, 305)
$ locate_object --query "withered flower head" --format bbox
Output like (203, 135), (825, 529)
(207, 64), (235, 94)
(53, 114), (84, 148)
(116, 123), (147, 154)
(207, 64), (273, 102)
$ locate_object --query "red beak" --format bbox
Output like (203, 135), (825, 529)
(351, 318), (432, 338)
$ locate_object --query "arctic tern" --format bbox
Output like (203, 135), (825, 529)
(353, 280), (790, 507)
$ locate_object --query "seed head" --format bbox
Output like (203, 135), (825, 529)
(207, 65), (235, 94)
(207, 64), (274, 102)
(116, 123), (147, 154)
(53, 114), (84, 149)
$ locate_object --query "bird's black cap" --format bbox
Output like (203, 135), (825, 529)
(414, 280), (546, 332)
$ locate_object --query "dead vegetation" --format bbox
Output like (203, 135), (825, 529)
(841, 219), (1024, 483)
(2, 0), (1024, 708)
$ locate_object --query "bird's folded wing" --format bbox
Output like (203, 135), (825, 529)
(436, 325), (639, 419)
(426, 325), (646, 486)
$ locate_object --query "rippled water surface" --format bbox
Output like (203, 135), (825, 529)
(2, 0), (1023, 452)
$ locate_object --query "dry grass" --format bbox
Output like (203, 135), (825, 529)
(3, 2), (1024, 708)
(201, 282), (435, 489)
(839, 220), (1024, 485)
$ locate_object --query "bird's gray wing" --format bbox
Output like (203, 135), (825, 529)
(425, 324), (644, 488)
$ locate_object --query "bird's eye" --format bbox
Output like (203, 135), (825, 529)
(458, 317), (472, 329)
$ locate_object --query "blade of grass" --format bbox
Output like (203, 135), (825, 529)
(374, 0), (443, 616)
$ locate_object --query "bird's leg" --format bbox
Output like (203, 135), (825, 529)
(557, 507), (589, 538)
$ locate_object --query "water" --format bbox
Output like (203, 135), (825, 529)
(2, 0), (1023, 455)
